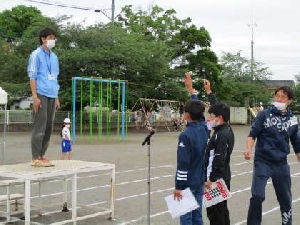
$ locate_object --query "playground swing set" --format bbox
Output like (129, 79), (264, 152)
(131, 98), (185, 132)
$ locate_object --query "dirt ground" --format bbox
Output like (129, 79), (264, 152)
(1, 125), (300, 224)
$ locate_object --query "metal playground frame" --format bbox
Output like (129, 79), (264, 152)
(71, 77), (127, 143)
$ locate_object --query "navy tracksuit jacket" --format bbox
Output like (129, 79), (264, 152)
(247, 105), (300, 225)
(249, 105), (300, 163)
(175, 120), (208, 190)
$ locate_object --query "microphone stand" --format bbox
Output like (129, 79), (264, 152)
(142, 129), (155, 225)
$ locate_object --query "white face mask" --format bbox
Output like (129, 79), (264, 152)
(272, 101), (286, 111)
(46, 39), (56, 49)
(65, 124), (70, 128)
(210, 119), (219, 128)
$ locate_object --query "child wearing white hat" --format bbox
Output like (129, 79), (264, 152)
(60, 118), (72, 160)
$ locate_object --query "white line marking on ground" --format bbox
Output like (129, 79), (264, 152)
(30, 174), (174, 199)
(291, 172), (300, 177)
(233, 162), (249, 166)
(117, 170), (300, 224)
(231, 155), (248, 159)
(119, 211), (169, 225)
(31, 170), (252, 201)
(233, 197), (300, 225)
(231, 171), (252, 178)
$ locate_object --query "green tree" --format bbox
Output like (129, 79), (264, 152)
(216, 51), (272, 106)
(117, 5), (211, 57)
(117, 5), (220, 102)
(0, 5), (59, 104)
(291, 74), (300, 114)
(220, 51), (271, 81)
(51, 23), (173, 109)
(16, 16), (59, 55)
(0, 5), (44, 41)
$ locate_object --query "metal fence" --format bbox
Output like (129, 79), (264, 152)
(0, 107), (250, 125)
(0, 110), (132, 125)
(0, 110), (71, 124)
(0, 110), (164, 125)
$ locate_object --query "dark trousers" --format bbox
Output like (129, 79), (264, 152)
(31, 95), (56, 159)
(206, 180), (230, 225)
(247, 161), (292, 225)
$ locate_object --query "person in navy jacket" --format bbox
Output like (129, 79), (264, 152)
(185, 72), (234, 225)
(173, 99), (208, 225)
(244, 86), (300, 225)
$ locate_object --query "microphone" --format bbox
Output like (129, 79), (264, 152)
(142, 129), (155, 146)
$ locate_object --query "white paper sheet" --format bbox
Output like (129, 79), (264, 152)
(203, 178), (231, 208)
(165, 187), (199, 219)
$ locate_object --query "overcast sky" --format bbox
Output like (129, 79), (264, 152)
(1, 0), (299, 80)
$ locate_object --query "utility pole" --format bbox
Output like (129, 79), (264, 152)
(248, 19), (257, 81)
(111, 0), (115, 23)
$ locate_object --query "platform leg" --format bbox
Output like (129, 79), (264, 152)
(6, 185), (10, 221)
(108, 166), (115, 220)
(24, 179), (31, 225)
(38, 181), (43, 216)
(71, 173), (77, 225)
(62, 176), (69, 212)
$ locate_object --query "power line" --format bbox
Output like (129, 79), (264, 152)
(23, 0), (113, 21)
(24, 0), (91, 10)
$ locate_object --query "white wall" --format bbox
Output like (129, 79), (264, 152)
(11, 97), (33, 110)
(230, 107), (248, 125)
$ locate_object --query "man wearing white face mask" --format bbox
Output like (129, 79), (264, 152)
(61, 118), (72, 160)
(244, 86), (300, 225)
(27, 28), (60, 167)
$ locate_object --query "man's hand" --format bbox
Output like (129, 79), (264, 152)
(244, 149), (252, 160)
(173, 189), (183, 201)
(205, 180), (213, 189)
(185, 72), (194, 94)
(203, 79), (212, 94)
(296, 153), (300, 161)
(33, 95), (41, 113)
(55, 98), (60, 110)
